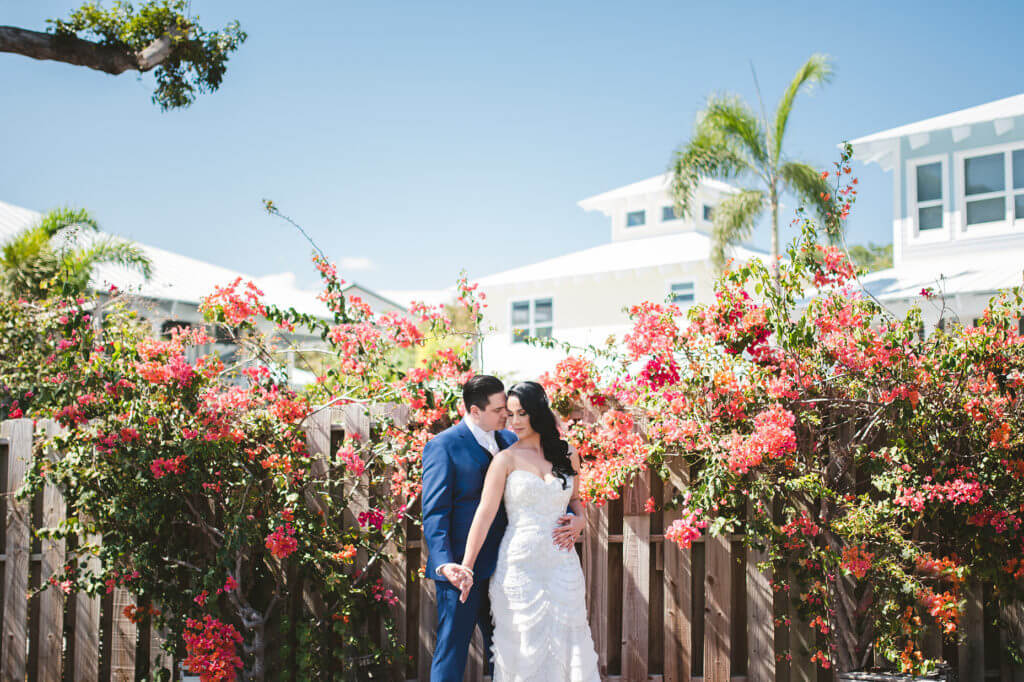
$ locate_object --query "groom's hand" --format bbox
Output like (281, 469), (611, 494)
(553, 513), (584, 550)
(440, 564), (471, 590)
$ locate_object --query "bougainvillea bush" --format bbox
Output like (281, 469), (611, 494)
(541, 147), (1024, 674)
(4, 261), (483, 680)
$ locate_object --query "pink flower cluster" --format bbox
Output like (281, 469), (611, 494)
(358, 508), (385, 530)
(665, 508), (708, 548)
(151, 454), (188, 479)
(265, 520), (298, 559)
(183, 615), (244, 681)
(723, 404), (796, 474)
(336, 445), (366, 477)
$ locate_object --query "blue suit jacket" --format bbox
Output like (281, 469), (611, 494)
(421, 421), (516, 583)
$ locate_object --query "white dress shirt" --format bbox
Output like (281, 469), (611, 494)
(436, 416), (499, 578)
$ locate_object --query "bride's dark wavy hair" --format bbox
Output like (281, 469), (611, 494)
(507, 381), (576, 489)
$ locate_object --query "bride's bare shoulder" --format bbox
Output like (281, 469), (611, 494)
(491, 449), (517, 472)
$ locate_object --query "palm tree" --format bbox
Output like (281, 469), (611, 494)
(0, 207), (153, 299)
(671, 53), (837, 271)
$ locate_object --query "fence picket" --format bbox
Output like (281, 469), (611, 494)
(704, 532), (731, 682)
(34, 420), (65, 682)
(584, 498), (610, 677)
(1, 418), (31, 681)
(1, 417), (1020, 681)
(746, 502), (774, 682)
(662, 478), (692, 682)
(622, 470), (651, 682)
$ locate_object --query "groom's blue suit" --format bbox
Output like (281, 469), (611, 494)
(422, 420), (516, 682)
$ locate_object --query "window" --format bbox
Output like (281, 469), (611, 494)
(668, 281), (695, 305)
(914, 161), (944, 231)
(958, 146), (1024, 229)
(964, 152), (1006, 226)
(702, 204), (714, 221)
(626, 210), (646, 227)
(661, 205), (679, 221)
(161, 320), (191, 339)
(511, 298), (553, 343)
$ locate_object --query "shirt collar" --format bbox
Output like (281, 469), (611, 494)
(463, 416), (496, 444)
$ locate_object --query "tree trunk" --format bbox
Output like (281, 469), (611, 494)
(770, 191), (780, 272)
(0, 25), (175, 74)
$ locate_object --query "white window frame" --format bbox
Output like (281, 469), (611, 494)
(625, 210), (646, 228)
(953, 141), (1024, 237)
(667, 280), (696, 307)
(509, 296), (554, 343)
(701, 204), (714, 223)
(906, 154), (950, 244)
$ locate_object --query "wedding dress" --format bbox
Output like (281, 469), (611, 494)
(489, 471), (601, 682)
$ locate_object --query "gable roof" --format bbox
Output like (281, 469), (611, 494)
(578, 173), (738, 212)
(0, 200), (402, 317)
(849, 93), (1024, 148)
(476, 230), (767, 287)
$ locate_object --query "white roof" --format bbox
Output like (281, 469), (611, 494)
(578, 173), (737, 211)
(379, 287), (455, 309)
(849, 93), (1024, 147)
(0, 200), (398, 317)
(476, 230), (767, 287)
(859, 255), (1024, 302)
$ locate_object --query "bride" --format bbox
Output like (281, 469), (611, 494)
(456, 381), (601, 682)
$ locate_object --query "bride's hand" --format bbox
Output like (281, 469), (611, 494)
(457, 567), (474, 603)
(552, 513), (584, 550)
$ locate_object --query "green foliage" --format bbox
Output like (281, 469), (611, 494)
(671, 53), (836, 270)
(49, 1), (246, 110)
(0, 207), (152, 300)
(848, 241), (893, 272)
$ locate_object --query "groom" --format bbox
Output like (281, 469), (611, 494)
(421, 375), (516, 681)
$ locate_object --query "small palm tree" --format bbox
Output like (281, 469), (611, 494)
(0, 207), (153, 299)
(671, 53), (837, 271)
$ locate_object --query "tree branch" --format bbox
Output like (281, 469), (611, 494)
(0, 25), (177, 75)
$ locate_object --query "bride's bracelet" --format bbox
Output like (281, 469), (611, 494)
(459, 565), (474, 576)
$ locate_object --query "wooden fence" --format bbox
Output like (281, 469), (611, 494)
(2, 413), (1022, 681)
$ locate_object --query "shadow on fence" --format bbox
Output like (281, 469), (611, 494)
(1, 414), (1022, 681)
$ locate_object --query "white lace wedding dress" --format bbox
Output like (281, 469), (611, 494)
(489, 471), (601, 682)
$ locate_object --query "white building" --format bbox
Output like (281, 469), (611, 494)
(0, 200), (405, 385)
(475, 174), (766, 379)
(850, 93), (1024, 329)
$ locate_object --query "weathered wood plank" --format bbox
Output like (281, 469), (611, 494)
(622, 511), (650, 682)
(703, 532), (731, 682)
(585, 501), (610, 676)
(37, 420), (66, 682)
(418, 550), (437, 682)
(110, 586), (137, 681)
(1000, 601), (1024, 682)
(958, 583), (984, 682)
(746, 502), (774, 682)
(149, 620), (172, 679)
(1, 419), (32, 682)
(788, 566), (816, 682)
(69, 532), (101, 681)
(662, 476), (692, 682)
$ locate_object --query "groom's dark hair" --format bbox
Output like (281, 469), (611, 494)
(463, 375), (505, 411)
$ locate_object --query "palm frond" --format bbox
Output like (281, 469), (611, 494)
(37, 207), (100, 238)
(709, 189), (766, 271)
(60, 237), (154, 292)
(771, 54), (833, 164)
(779, 161), (841, 239)
(670, 127), (753, 219)
(699, 93), (768, 169)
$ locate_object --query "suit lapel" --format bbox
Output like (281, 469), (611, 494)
(455, 421), (492, 468)
(494, 429), (510, 452)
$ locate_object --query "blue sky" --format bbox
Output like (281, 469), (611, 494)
(3, 1), (1022, 293)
